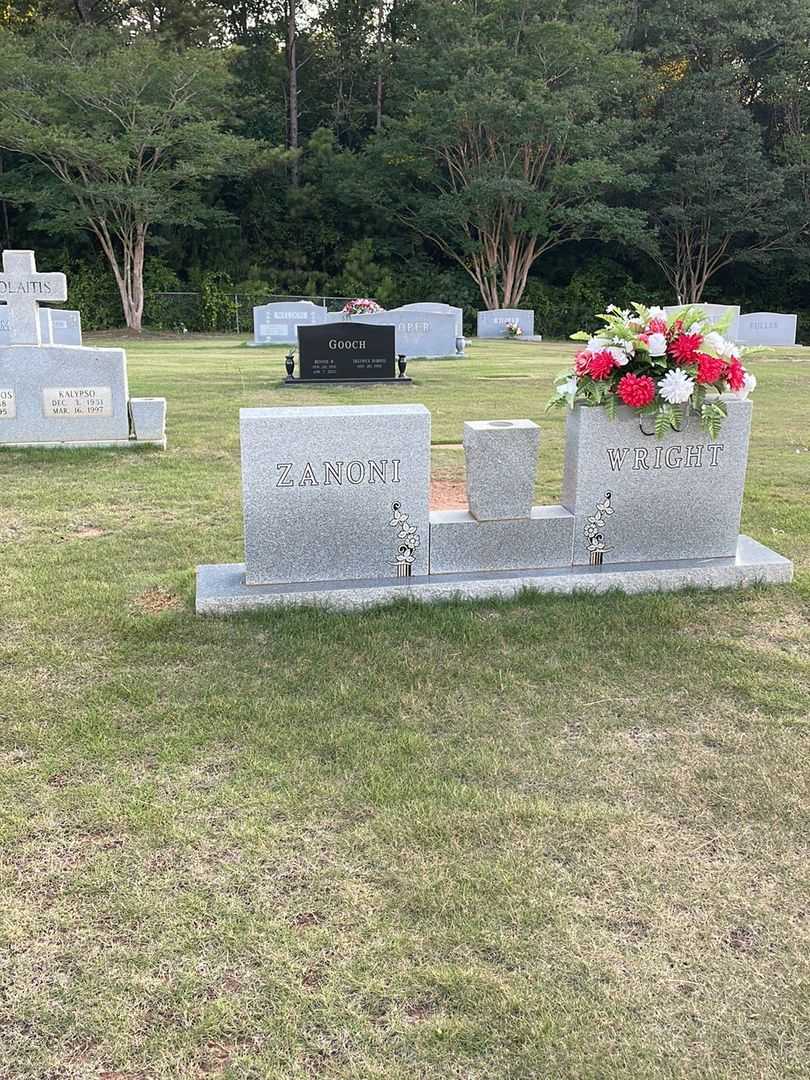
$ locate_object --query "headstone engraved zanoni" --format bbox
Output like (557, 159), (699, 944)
(0, 248), (167, 448)
(196, 398), (792, 613)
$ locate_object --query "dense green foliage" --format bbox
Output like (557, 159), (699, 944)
(0, 0), (808, 335)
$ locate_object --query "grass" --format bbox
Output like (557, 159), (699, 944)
(0, 335), (808, 1079)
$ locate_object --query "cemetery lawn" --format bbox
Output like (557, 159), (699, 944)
(2, 335), (809, 1080)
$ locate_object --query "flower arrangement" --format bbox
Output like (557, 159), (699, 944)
(342, 298), (383, 316)
(504, 320), (523, 338)
(548, 304), (757, 439)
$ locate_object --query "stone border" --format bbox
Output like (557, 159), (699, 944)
(1, 438), (166, 450)
(196, 535), (792, 614)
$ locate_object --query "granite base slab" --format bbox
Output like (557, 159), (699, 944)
(280, 378), (412, 386)
(196, 535), (792, 614)
(1, 437), (165, 450)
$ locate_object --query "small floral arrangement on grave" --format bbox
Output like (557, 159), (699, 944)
(342, 298), (383, 316)
(505, 320), (523, 338)
(548, 304), (757, 438)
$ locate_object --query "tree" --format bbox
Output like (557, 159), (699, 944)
(367, 0), (650, 309)
(640, 74), (804, 303)
(0, 25), (270, 329)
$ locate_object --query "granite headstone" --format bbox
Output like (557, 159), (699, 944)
(297, 321), (396, 381)
(561, 400), (752, 565)
(240, 403), (431, 584)
(251, 301), (327, 346)
(397, 302), (464, 339)
(39, 307), (83, 346)
(350, 308), (461, 358)
(737, 313), (797, 347)
(477, 308), (535, 338)
(664, 303), (741, 340)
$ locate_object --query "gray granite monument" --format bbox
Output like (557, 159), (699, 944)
(398, 302), (464, 340)
(477, 308), (535, 339)
(39, 307), (82, 346)
(241, 404), (431, 584)
(737, 312), (798, 347)
(250, 301), (327, 346)
(197, 397), (792, 612)
(664, 303), (741, 340)
(0, 249), (166, 449)
(351, 308), (463, 358)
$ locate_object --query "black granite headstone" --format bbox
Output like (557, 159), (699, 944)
(297, 322), (396, 381)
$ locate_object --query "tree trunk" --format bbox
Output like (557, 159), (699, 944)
(375, 0), (385, 131)
(286, 0), (299, 187)
(90, 219), (147, 332)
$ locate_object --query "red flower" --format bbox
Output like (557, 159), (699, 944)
(574, 350), (591, 376)
(617, 372), (656, 408)
(695, 353), (726, 385)
(670, 333), (703, 364)
(648, 318), (667, 334)
(725, 358), (746, 391)
(588, 349), (616, 380)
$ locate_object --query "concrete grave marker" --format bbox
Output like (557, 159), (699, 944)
(477, 308), (535, 338)
(398, 302), (464, 340)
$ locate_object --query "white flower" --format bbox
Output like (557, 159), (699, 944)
(611, 336), (635, 357)
(587, 336), (610, 352)
(608, 346), (630, 366)
(559, 376), (579, 402)
(703, 331), (726, 354)
(648, 305), (667, 321)
(647, 332), (667, 357)
(729, 372), (757, 399)
(658, 368), (695, 404)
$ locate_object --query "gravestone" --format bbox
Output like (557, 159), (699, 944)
(197, 397), (791, 612)
(0, 308), (10, 346)
(477, 308), (535, 338)
(561, 401), (751, 565)
(398, 302), (464, 340)
(351, 308), (461, 358)
(0, 249), (166, 448)
(39, 307), (82, 346)
(240, 404), (431, 584)
(250, 300), (327, 346)
(737, 312), (797, 347)
(664, 303), (741, 340)
(297, 321), (399, 382)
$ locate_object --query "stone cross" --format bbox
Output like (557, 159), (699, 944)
(0, 250), (68, 345)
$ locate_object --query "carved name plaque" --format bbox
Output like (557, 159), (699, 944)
(42, 386), (113, 418)
(0, 389), (16, 419)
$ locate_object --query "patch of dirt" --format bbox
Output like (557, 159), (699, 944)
(430, 479), (468, 510)
(725, 925), (759, 953)
(132, 587), (181, 614)
(403, 999), (438, 1023)
(290, 911), (324, 929)
(69, 522), (106, 539)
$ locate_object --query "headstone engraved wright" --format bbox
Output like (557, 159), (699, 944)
(561, 401), (752, 565)
(477, 308), (535, 338)
(240, 404), (431, 584)
(250, 300), (327, 346)
(737, 312), (797, 347)
(297, 322), (398, 382)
